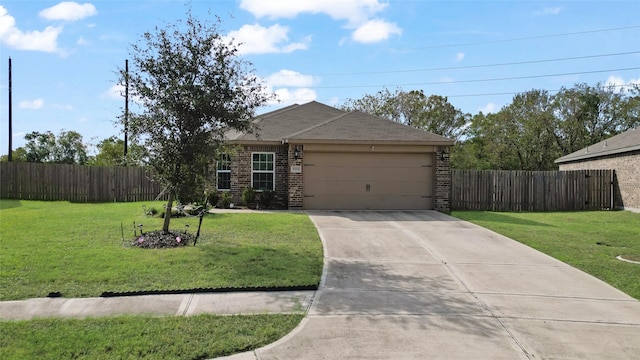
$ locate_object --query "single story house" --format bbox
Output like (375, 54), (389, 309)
(217, 101), (455, 211)
(555, 127), (640, 210)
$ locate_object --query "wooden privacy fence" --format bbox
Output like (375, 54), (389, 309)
(451, 169), (614, 211)
(0, 162), (165, 202)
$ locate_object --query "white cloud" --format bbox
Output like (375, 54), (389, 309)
(19, 99), (44, 109)
(455, 52), (465, 62)
(0, 6), (62, 53)
(101, 84), (124, 100)
(239, 0), (399, 44)
(479, 102), (497, 114)
(605, 75), (640, 92)
(272, 88), (317, 106)
(39, 2), (97, 22)
(265, 70), (316, 88)
(352, 19), (401, 43)
(240, 0), (387, 25)
(226, 24), (309, 55)
(261, 70), (318, 106)
(534, 7), (561, 16)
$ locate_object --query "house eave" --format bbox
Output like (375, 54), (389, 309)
(286, 139), (455, 146)
(555, 145), (640, 164)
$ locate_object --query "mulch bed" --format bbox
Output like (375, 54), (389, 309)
(131, 230), (193, 249)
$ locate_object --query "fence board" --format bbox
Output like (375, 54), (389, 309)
(0, 162), (166, 202)
(451, 169), (613, 212)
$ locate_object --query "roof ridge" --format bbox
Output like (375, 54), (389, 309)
(285, 110), (349, 139)
(253, 103), (300, 124)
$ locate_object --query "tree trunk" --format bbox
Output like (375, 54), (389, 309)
(162, 191), (174, 233)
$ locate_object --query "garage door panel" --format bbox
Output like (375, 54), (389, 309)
(305, 180), (430, 196)
(304, 194), (431, 210)
(304, 167), (429, 183)
(303, 152), (434, 210)
(305, 152), (431, 168)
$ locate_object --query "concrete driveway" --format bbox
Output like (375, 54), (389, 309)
(240, 210), (640, 359)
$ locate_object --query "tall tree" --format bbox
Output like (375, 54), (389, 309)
(552, 83), (640, 155)
(89, 136), (147, 166)
(122, 11), (270, 233)
(24, 131), (56, 163)
(55, 130), (88, 164)
(342, 88), (469, 140)
(22, 130), (87, 164)
(0, 147), (27, 162)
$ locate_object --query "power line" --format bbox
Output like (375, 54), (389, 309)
(310, 67), (640, 89)
(278, 82), (638, 107)
(309, 51), (640, 77)
(399, 25), (640, 50)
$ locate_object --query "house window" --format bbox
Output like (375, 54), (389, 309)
(252, 152), (275, 191)
(216, 154), (231, 191)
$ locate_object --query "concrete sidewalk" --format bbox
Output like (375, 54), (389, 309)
(0, 291), (315, 320)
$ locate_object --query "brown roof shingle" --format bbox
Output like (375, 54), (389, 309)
(555, 127), (640, 163)
(228, 101), (454, 145)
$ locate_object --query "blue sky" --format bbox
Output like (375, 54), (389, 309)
(1, 0), (639, 155)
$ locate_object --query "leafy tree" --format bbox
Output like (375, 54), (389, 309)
(55, 130), (88, 164)
(0, 147), (27, 162)
(551, 83), (640, 154)
(89, 136), (147, 166)
(24, 131), (56, 162)
(22, 130), (88, 164)
(416, 94), (470, 140)
(122, 11), (270, 233)
(342, 88), (469, 140)
(456, 83), (639, 171)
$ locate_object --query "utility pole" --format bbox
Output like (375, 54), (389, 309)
(8, 57), (12, 162)
(124, 59), (129, 164)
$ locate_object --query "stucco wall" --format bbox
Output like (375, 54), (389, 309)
(558, 150), (640, 210)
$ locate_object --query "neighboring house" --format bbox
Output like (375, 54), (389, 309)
(555, 127), (640, 210)
(217, 101), (455, 211)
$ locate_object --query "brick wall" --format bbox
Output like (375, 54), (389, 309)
(434, 146), (451, 212)
(558, 150), (640, 210)
(219, 144), (289, 208)
(288, 144), (304, 209)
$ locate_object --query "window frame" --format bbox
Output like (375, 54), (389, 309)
(216, 153), (231, 191)
(251, 152), (275, 191)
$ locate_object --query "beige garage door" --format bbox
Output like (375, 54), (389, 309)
(303, 152), (433, 210)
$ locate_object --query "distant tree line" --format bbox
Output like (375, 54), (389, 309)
(1, 130), (147, 166)
(342, 83), (640, 170)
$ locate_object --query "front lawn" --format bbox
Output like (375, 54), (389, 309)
(0, 313), (303, 359)
(451, 210), (640, 300)
(0, 200), (323, 301)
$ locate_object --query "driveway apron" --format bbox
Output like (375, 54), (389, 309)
(251, 211), (640, 360)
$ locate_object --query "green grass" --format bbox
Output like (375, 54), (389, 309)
(0, 313), (303, 359)
(0, 200), (323, 300)
(451, 210), (640, 300)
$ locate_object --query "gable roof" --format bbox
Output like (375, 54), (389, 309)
(555, 127), (640, 164)
(227, 101), (454, 145)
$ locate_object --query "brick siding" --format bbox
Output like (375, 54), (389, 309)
(434, 146), (451, 212)
(288, 144), (304, 209)
(216, 145), (289, 208)
(558, 150), (640, 210)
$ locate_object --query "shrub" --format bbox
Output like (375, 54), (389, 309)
(259, 190), (275, 209)
(206, 191), (220, 208)
(218, 192), (233, 209)
(242, 187), (256, 206)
